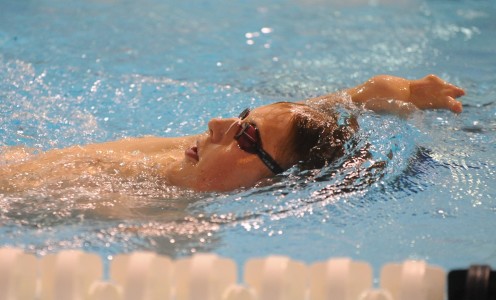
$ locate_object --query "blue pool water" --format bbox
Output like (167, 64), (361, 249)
(1, 0), (495, 276)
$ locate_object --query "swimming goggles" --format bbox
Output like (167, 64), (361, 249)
(234, 108), (284, 174)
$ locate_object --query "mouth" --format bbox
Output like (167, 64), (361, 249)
(185, 143), (200, 162)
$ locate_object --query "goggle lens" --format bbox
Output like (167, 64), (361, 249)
(234, 122), (259, 154)
(232, 108), (284, 174)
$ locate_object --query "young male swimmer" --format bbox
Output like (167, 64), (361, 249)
(0, 74), (464, 192)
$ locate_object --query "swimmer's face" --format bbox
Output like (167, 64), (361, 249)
(180, 103), (295, 191)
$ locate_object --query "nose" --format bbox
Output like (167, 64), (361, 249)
(207, 117), (239, 144)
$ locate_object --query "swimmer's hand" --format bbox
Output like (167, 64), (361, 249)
(409, 74), (465, 113)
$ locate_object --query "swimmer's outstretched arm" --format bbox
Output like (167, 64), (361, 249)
(307, 74), (465, 116)
(345, 74), (465, 114)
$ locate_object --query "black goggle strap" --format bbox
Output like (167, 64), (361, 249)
(236, 123), (284, 174)
(254, 147), (284, 174)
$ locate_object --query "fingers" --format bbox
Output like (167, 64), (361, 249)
(453, 86), (465, 98)
(447, 97), (463, 113)
(445, 84), (465, 98)
(444, 84), (464, 113)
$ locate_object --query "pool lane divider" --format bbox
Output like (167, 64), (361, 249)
(111, 252), (173, 300)
(0, 247), (38, 300)
(0, 247), (494, 300)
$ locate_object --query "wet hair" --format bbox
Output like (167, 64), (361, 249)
(280, 102), (358, 170)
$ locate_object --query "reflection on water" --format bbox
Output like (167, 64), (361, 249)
(0, 186), (219, 257)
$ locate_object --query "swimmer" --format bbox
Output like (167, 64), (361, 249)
(0, 74), (464, 192)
